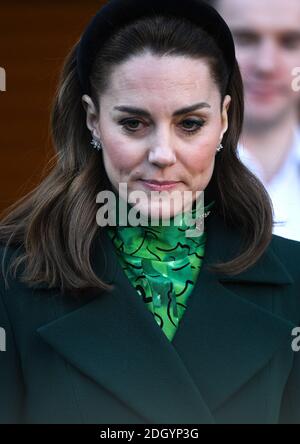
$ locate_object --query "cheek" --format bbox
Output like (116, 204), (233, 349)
(185, 141), (217, 175)
(235, 51), (252, 72)
(285, 53), (300, 71)
(103, 137), (141, 173)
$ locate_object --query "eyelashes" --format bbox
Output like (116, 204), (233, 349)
(118, 118), (206, 136)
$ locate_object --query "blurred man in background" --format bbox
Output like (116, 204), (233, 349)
(210, 0), (300, 241)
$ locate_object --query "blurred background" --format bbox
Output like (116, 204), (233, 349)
(207, 0), (300, 241)
(0, 1), (105, 213)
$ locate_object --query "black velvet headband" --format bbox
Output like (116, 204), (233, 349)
(76, 0), (236, 96)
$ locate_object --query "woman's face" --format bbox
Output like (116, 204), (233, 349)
(82, 53), (231, 221)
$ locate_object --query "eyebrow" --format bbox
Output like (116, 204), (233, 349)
(233, 28), (300, 38)
(113, 102), (211, 117)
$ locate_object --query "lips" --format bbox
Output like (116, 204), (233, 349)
(139, 179), (182, 191)
(142, 180), (180, 185)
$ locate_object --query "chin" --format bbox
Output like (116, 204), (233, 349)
(140, 202), (185, 224)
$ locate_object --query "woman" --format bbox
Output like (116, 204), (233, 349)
(0, 0), (299, 424)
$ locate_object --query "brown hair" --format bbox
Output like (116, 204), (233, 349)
(0, 14), (273, 292)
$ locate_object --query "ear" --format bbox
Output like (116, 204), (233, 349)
(220, 95), (231, 140)
(81, 94), (101, 137)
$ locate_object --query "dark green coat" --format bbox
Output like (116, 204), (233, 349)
(1, 211), (300, 424)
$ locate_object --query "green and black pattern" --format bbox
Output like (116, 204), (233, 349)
(107, 200), (214, 341)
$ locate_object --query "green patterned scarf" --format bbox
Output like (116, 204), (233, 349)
(106, 197), (214, 342)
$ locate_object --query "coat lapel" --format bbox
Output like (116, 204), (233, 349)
(36, 211), (296, 423)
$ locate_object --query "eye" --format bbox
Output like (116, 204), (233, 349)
(118, 117), (206, 135)
(280, 35), (300, 50)
(180, 119), (206, 135)
(119, 118), (145, 133)
(233, 32), (259, 47)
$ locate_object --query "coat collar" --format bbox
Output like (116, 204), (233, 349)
(36, 211), (296, 423)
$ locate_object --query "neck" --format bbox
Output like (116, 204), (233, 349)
(241, 110), (298, 184)
(107, 195), (215, 255)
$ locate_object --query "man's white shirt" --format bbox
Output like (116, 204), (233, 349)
(238, 128), (300, 242)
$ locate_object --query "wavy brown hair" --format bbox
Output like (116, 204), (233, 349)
(0, 14), (273, 292)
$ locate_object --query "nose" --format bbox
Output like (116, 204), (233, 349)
(254, 38), (280, 74)
(148, 127), (177, 168)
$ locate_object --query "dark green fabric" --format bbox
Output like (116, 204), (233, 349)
(107, 201), (214, 341)
(0, 210), (300, 424)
